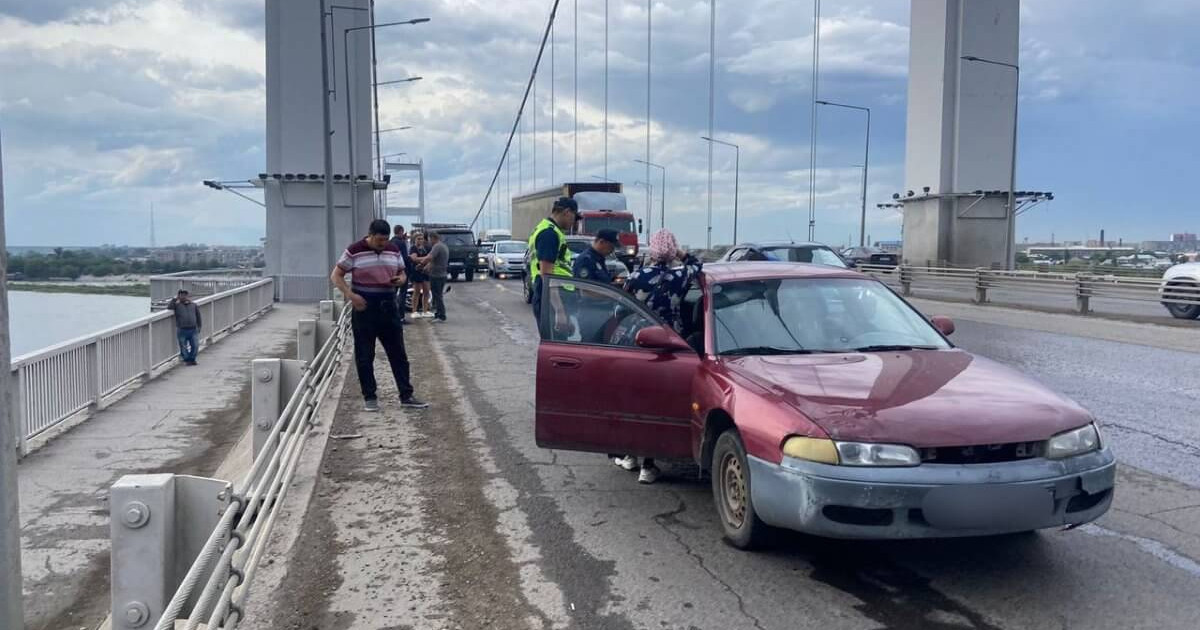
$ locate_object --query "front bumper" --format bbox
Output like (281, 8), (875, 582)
(748, 448), (1115, 539)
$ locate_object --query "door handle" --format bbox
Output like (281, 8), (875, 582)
(550, 357), (582, 369)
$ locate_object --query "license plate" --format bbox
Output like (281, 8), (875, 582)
(922, 485), (1054, 530)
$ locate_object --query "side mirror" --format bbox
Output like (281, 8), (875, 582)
(930, 315), (955, 337)
(638, 218), (644, 234)
(635, 326), (692, 353)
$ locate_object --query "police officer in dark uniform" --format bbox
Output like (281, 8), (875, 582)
(571, 229), (622, 343)
(571, 229), (621, 283)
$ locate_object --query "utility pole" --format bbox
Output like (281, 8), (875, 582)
(150, 202), (156, 248)
(0, 127), (25, 630)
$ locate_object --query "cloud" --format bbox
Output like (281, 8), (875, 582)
(1, 0), (1197, 249)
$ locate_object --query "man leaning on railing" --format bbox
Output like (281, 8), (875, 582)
(167, 289), (202, 365)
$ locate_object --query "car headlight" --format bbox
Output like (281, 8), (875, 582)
(1046, 424), (1101, 459)
(782, 436), (920, 467)
(494, 255), (505, 264)
(836, 441), (921, 466)
(625, 245), (637, 256)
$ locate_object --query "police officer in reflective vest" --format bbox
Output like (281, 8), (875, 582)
(529, 197), (579, 325)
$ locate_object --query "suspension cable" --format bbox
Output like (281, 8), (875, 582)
(469, 0), (563, 230)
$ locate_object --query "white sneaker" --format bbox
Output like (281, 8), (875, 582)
(638, 465), (661, 484)
(613, 455), (638, 471)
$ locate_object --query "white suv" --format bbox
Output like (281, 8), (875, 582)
(1161, 262), (1200, 319)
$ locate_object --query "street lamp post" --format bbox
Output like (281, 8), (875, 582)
(816, 100), (870, 246)
(634, 180), (654, 232)
(633, 159), (665, 228)
(701, 136), (739, 245)
(962, 54), (1019, 270)
(0, 126), (23, 630)
(342, 18), (429, 237)
(320, 0), (338, 297)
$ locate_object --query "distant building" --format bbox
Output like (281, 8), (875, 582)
(1026, 245), (1136, 261)
(1170, 233), (1197, 243)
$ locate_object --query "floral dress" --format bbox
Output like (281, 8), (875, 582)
(622, 255), (703, 334)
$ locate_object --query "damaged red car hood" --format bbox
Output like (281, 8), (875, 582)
(725, 349), (1092, 447)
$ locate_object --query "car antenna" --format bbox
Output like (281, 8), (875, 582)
(785, 228), (794, 244)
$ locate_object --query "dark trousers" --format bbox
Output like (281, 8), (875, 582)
(351, 300), (414, 401)
(176, 327), (198, 362)
(431, 277), (447, 320)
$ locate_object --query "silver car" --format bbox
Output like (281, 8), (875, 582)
(488, 240), (528, 278)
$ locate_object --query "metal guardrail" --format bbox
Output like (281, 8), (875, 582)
(10, 279), (275, 455)
(150, 303), (350, 630)
(856, 264), (1200, 314)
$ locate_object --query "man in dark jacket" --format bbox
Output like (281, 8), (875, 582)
(168, 289), (202, 365)
(390, 224), (412, 323)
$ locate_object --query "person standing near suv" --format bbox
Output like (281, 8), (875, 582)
(331, 219), (429, 411)
(412, 230), (450, 322)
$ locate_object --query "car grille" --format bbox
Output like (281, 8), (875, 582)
(870, 255), (897, 265)
(919, 441), (1043, 464)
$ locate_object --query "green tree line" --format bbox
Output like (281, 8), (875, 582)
(6, 248), (259, 280)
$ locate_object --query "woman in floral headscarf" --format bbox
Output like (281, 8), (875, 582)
(613, 228), (703, 484)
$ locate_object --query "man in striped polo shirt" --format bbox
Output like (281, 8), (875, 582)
(331, 219), (429, 412)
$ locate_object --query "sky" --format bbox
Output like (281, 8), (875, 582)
(0, 0), (1197, 248)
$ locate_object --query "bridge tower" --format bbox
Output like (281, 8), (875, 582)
(901, 0), (1020, 269)
(263, 0), (380, 300)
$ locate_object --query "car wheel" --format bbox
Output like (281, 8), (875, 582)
(1163, 281), (1200, 320)
(712, 429), (768, 550)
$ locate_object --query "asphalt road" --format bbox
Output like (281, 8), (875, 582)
(261, 280), (1200, 630)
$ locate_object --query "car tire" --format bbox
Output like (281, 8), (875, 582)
(711, 429), (769, 550)
(1163, 281), (1200, 320)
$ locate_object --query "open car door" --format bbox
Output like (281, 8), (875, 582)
(536, 275), (698, 459)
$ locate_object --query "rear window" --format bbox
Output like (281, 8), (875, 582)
(440, 232), (475, 247)
(759, 246), (847, 268)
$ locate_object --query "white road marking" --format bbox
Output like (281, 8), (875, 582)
(1078, 524), (1200, 578)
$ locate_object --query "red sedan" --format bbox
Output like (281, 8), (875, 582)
(534, 263), (1115, 548)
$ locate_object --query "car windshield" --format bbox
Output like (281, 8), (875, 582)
(759, 246), (847, 268)
(580, 216), (634, 234)
(712, 278), (951, 355)
(441, 232), (475, 247)
(496, 242), (526, 254)
(479, 243), (495, 253)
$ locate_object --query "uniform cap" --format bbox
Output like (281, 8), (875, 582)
(595, 229), (620, 245)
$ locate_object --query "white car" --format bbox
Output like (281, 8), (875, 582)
(1161, 262), (1200, 319)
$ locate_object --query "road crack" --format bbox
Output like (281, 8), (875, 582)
(652, 492), (768, 630)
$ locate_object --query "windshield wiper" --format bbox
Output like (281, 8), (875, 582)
(851, 344), (940, 352)
(720, 346), (815, 356)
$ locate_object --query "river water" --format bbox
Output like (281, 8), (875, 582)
(7, 291), (151, 358)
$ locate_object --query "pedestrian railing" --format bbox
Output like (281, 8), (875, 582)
(10, 279), (275, 456)
(108, 301), (350, 630)
(856, 264), (1200, 314)
(149, 269), (264, 303)
(275, 274), (333, 303)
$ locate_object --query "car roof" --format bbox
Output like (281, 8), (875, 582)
(493, 240), (525, 245)
(701, 261), (866, 283)
(732, 241), (835, 249)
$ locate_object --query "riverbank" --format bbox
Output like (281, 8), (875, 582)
(8, 282), (150, 297)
